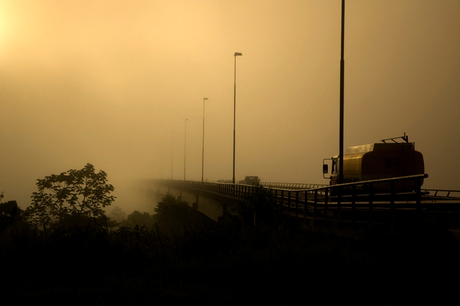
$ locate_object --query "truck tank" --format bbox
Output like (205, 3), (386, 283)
(323, 134), (424, 191)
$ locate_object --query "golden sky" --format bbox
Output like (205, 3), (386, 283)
(1, 0), (460, 210)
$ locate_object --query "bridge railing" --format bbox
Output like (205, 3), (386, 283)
(270, 174), (433, 228)
(421, 189), (460, 198)
(260, 182), (327, 190)
(152, 173), (460, 230)
(152, 174), (428, 205)
(153, 179), (263, 200)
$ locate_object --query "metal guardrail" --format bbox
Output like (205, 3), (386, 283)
(152, 174), (460, 230)
(422, 189), (460, 198)
(153, 174), (433, 204)
(260, 182), (327, 190)
(267, 174), (460, 230)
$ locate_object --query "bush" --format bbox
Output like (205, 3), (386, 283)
(153, 194), (214, 236)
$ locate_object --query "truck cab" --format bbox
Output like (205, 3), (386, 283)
(242, 176), (260, 185)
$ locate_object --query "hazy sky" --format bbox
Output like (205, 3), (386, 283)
(1, 0), (460, 211)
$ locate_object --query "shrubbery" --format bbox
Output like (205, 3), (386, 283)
(1, 171), (459, 303)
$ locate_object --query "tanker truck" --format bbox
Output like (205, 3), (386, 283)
(322, 134), (425, 191)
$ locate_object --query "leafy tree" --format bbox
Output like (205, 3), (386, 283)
(153, 194), (215, 235)
(0, 200), (20, 233)
(25, 163), (115, 230)
(153, 194), (191, 230)
(126, 210), (154, 228)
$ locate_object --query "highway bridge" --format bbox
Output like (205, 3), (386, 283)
(145, 174), (460, 238)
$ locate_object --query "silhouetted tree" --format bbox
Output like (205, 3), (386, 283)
(126, 210), (154, 228)
(153, 194), (194, 234)
(0, 200), (19, 218)
(153, 194), (217, 236)
(25, 163), (115, 230)
(0, 200), (20, 233)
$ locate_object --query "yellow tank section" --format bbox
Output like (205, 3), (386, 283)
(331, 142), (425, 191)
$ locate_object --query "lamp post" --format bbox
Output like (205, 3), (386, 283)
(339, 0), (345, 184)
(233, 52), (242, 184)
(184, 119), (189, 181)
(171, 131), (175, 179)
(202, 98), (209, 182)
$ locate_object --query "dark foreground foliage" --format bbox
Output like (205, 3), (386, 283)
(25, 163), (115, 230)
(1, 195), (460, 305)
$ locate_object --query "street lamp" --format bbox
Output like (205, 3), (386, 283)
(184, 119), (189, 181)
(171, 131), (175, 179)
(233, 52), (242, 184)
(202, 98), (209, 182)
(339, 0), (345, 183)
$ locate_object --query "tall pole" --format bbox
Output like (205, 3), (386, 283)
(339, 0), (345, 184)
(171, 131), (175, 179)
(233, 52), (242, 184)
(184, 119), (189, 181)
(202, 98), (209, 182)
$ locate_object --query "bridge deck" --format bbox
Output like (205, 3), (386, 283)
(148, 176), (460, 234)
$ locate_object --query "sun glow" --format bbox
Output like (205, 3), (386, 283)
(0, 12), (7, 49)
(0, 3), (15, 61)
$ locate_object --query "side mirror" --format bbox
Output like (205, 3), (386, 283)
(323, 164), (328, 174)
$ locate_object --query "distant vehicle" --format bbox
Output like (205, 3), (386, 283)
(217, 179), (234, 183)
(322, 134), (425, 191)
(240, 176), (260, 186)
